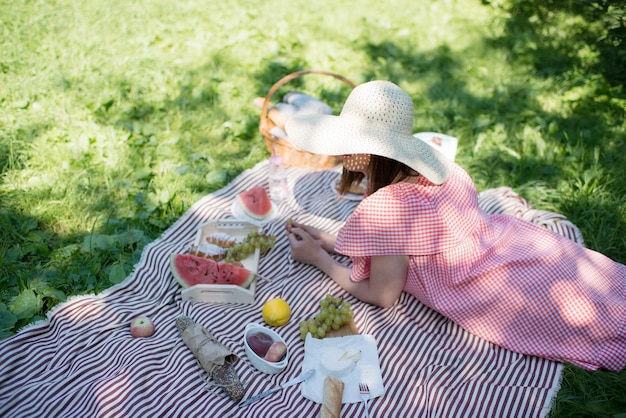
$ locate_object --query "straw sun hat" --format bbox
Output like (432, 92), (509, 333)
(284, 80), (452, 185)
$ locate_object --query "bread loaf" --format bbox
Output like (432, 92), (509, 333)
(320, 376), (344, 418)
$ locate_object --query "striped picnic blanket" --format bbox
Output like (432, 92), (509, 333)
(0, 161), (566, 418)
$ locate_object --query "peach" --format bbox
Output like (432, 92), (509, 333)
(264, 341), (287, 362)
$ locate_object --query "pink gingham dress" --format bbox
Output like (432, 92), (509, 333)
(335, 163), (626, 371)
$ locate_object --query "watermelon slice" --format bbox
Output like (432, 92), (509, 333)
(218, 262), (252, 284)
(170, 254), (255, 288)
(235, 186), (273, 221)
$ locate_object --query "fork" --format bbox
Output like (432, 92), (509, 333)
(359, 382), (371, 418)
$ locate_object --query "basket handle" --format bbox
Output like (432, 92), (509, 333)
(259, 70), (356, 135)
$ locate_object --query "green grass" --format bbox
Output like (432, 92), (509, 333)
(1, 0), (625, 416)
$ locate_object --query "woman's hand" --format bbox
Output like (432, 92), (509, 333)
(286, 220), (336, 253)
(286, 225), (329, 266)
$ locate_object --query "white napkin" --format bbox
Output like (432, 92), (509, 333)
(413, 132), (459, 161)
(301, 334), (384, 404)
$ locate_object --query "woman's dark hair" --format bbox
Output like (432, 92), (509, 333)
(337, 155), (416, 195)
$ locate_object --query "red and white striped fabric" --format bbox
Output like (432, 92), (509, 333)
(0, 161), (564, 418)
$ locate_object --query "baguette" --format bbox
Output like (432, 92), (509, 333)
(320, 376), (344, 418)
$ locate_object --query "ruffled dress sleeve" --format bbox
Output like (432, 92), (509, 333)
(335, 164), (481, 281)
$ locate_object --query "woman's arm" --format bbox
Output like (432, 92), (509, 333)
(317, 254), (407, 309)
(287, 226), (407, 308)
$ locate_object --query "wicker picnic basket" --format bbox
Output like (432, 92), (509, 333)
(259, 70), (356, 169)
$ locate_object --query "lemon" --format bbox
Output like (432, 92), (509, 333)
(262, 298), (291, 327)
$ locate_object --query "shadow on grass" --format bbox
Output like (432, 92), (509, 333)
(0, 202), (68, 336)
(489, 0), (626, 89)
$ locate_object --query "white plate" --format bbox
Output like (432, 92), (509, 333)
(329, 179), (366, 201)
(230, 198), (275, 225)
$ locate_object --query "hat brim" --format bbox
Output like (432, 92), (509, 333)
(284, 113), (452, 185)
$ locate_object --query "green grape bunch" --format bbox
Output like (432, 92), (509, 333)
(299, 294), (354, 340)
(224, 230), (276, 263)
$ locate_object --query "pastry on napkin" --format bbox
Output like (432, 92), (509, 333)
(301, 334), (384, 404)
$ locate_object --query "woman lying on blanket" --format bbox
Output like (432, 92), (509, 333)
(284, 80), (626, 372)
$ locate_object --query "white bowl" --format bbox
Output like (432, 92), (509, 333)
(243, 322), (288, 374)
